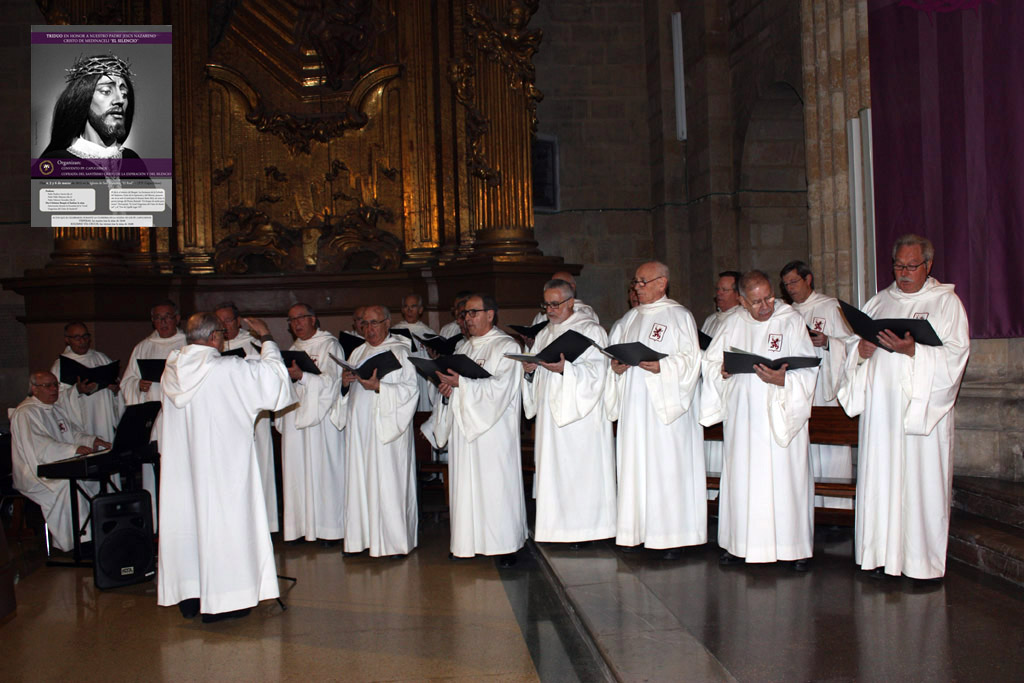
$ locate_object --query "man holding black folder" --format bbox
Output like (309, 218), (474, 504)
(121, 300), (186, 528)
(428, 294), (527, 565)
(278, 303), (347, 545)
(331, 305), (419, 557)
(701, 270), (818, 570)
(605, 261), (706, 559)
(837, 234), (969, 582)
(50, 322), (124, 442)
(521, 280), (615, 546)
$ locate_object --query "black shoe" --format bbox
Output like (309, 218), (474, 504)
(616, 544), (643, 554)
(201, 608), (251, 624)
(321, 539), (341, 548)
(566, 541), (592, 551)
(448, 552), (470, 561)
(286, 538), (305, 546)
(499, 553), (517, 568)
(719, 551), (744, 566)
(178, 598), (200, 619)
(868, 567), (887, 579)
(792, 558), (811, 572)
(912, 576), (943, 588)
(662, 548), (681, 560)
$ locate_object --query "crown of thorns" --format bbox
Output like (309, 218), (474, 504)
(65, 54), (134, 83)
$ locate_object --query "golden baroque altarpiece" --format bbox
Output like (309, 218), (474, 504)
(39, 0), (551, 275)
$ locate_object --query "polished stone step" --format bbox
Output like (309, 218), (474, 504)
(948, 509), (1024, 589)
(953, 475), (1024, 530)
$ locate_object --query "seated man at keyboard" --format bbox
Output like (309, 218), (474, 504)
(9, 371), (110, 551)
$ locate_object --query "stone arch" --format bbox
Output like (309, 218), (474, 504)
(736, 82), (809, 281)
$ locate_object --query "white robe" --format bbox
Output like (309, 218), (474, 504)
(700, 307), (741, 499)
(604, 296), (707, 549)
(429, 327), (527, 557)
(836, 278), (969, 579)
(157, 341), (295, 614)
(523, 310), (616, 542)
(792, 290), (853, 509)
(438, 321), (462, 339)
(51, 347), (125, 442)
(121, 329), (186, 528)
(392, 320), (438, 411)
(10, 397), (99, 551)
(701, 302), (818, 562)
(224, 329), (279, 532)
(278, 329), (347, 541)
(331, 337), (419, 556)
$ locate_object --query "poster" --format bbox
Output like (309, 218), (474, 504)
(30, 25), (172, 228)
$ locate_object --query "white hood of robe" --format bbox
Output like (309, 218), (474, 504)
(162, 345), (221, 408)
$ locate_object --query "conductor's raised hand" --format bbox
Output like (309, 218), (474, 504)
(244, 317), (270, 338)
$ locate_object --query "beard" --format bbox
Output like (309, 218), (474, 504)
(87, 108), (128, 147)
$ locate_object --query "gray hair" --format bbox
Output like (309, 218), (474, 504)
(739, 270), (773, 298)
(185, 312), (221, 344)
(150, 299), (179, 318)
(892, 234), (935, 263)
(543, 279), (575, 300)
(213, 301), (241, 318)
(647, 261), (670, 281)
(402, 293), (423, 308)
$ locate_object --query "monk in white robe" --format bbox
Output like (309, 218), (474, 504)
(278, 304), (347, 542)
(701, 271), (818, 567)
(392, 294), (438, 411)
(521, 280), (615, 544)
(158, 314), (295, 620)
(51, 323), (124, 442)
(528, 271), (600, 329)
(430, 295), (527, 563)
(782, 262), (853, 509)
(837, 235), (969, 580)
(121, 301), (186, 527)
(333, 306), (419, 556)
(605, 262), (706, 555)
(216, 303), (279, 532)
(700, 271), (743, 500)
(10, 372), (109, 551)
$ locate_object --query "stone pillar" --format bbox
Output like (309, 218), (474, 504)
(799, 0), (870, 302)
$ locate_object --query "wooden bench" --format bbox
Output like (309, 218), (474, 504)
(704, 406), (859, 526)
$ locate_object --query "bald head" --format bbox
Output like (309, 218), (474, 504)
(29, 371), (60, 404)
(633, 261), (670, 304)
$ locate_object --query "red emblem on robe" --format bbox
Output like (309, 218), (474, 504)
(649, 323), (667, 342)
(768, 334), (783, 352)
(811, 317), (826, 332)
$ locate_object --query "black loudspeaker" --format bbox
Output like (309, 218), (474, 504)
(91, 491), (156, 590)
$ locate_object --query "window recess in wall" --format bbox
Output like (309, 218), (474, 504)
(532, 133), (559, 213)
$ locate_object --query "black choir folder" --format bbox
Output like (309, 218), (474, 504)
(698, 331), (713, 351)
(329, 351), (402, 380)
(598, 342), (668, 366)
(723, 349), (820, 374)
(281, 351), (321, 375)
(388, 328), (417, 352)
(408, 355), (492, 380)
(415, 334), (463, 356)
(136, 359), (167, 383)
(839, 300), (942, 351)
(504, 330), (595, 364)
(338, 332), (364, 359)
(508, 320), (549, 339)
(59, 357), (120, 389)
(221, 347), (247, 358)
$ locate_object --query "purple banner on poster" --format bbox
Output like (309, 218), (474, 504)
(32, 31), (172, 45)
(32, 158), (172, 179)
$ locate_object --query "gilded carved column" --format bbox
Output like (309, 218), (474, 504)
(452, 0), (543, 260)
(800, 0), (870, 301)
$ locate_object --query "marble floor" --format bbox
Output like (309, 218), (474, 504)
(4, 517), (1024, 682)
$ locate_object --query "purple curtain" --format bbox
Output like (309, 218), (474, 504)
(868, 0), (1024, 338)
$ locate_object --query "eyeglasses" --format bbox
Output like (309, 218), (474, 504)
(33, 381), (59, 389)
(288, 314), (314, 323)
(745, 295), (775, 308)
(152, 314), (176, 322)
(539, 296), (572, 311)
(460, 308), (488, 318)
(893, 261), (927, 272)
(364, 319), (388, 327)
(630, 276), (665, 288)
(781, 277), (804, 288)
(66, 333), (91, 341)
